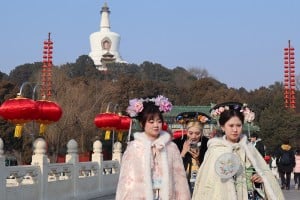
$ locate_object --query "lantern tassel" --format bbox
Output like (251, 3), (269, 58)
(117, 131), (123, 142)
(14, 124), (23, 138)
(104, 130), (111, 140)
(39, 124), (47, 136)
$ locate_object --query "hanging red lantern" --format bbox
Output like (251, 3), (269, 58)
(115, 115), (131, 141)
(35, 100), (63, 136)
(94, 112), (121, 140)
(0, 95), (39, 137)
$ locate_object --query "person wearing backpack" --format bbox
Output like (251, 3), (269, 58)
(275, 139), (296, 190)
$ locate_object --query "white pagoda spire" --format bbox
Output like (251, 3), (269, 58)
(100, 2), (110, 32)
(89, 2), (126, 70)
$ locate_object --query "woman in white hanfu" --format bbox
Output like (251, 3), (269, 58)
(116, 95), (191, 200)
(192, 103), (284, 200)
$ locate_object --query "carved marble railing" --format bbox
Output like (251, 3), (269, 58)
(0, 137), (122, 200)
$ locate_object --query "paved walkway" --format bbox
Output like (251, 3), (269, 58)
(91, 182), (300, 200)
(282, 182), (299, 200)
(91, 189), (299, 200)
(90, 194), (115, 200)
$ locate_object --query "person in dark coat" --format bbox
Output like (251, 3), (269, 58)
(173, 121), (209, 193)
(250, 132), (265, 157)
(275, 139), (296, 190)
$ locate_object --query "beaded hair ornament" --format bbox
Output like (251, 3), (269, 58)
(210, 102), (255, 123)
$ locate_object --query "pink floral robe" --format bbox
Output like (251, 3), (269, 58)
(116, 131), (191, 200)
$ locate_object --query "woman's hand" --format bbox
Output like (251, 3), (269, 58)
(189, 148), (200, 160)
(181, 140), (190, 158)
(251, 173), (263, 183)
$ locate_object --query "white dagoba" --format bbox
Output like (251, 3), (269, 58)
(89, 2), (126, 70)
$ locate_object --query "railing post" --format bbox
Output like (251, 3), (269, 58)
(0, 138), (6, 199)
(112, 141), (122, 163)
(91, 140), (103, 192)
(31, 138), (49, 200)
(112, 141), (122, 174)
(65, 139), (79, 198)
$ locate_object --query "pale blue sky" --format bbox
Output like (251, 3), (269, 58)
(0, 0), (299, 91)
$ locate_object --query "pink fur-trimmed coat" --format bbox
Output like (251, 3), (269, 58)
(115, 131), (191, 200)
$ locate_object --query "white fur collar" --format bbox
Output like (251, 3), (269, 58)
(208, 134), (248, 147)
(134, 131), (171, 145)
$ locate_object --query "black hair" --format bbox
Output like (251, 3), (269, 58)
(251, 132), (259, 138)
(219, 109), (244, 126)
(282, 139), (290, 145)
(137, 101), (164, 129)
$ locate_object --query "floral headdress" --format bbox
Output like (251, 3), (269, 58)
(210, 102), (255, 123)
(126, 95), (173, 117)
(197, 114), (210, 123)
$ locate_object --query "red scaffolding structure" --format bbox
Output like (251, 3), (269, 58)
(283, 40), (296, 109)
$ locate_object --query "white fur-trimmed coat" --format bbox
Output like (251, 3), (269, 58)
(115, 131), (191, 200)
(192, 135), (284, 200)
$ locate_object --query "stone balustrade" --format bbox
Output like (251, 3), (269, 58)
(0, 137), (122, 200)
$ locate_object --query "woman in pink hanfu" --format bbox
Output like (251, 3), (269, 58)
(116, 95), (191, 200)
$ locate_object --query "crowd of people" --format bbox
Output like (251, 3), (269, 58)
(115, 95), (298, 199)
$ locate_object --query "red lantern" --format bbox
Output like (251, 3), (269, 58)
(115, 115), (131, 141)
(94, 113), (121, 140)
(35, 100), (63, 136)
(0, 95), (39, 137)
(172, 130), (187, 140)
(116, 115), (131, 131)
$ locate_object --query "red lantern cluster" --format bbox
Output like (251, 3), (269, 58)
(94, 112), (131, 141)
(0, 94), (62, 137)
(94, 112), (169, 141)
(284, 40), (296, 109)
(0, 33), (62, 138)
(94, 112), (121, 130)
(41, 32), (53, 99)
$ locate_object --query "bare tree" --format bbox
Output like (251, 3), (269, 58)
(188, 67), (209, 80)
